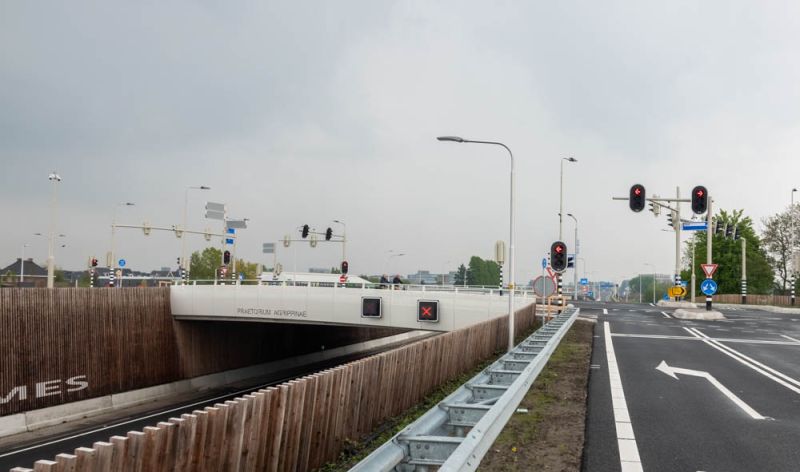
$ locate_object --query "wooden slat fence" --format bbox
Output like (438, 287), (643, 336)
(12, 304), (537, 472)
(0, 288), (404, 416)
(714, 293), (795, 306)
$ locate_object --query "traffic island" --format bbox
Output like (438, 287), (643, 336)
(657, 300), (697, 308)
(672, 308), (726, 320)
(479, 319), (593, 471)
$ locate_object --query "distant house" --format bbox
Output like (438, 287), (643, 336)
(0, 258), (48, 287)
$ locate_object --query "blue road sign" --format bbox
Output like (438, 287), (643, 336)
(587, 291), (594, 298)
(118, 259), (126, 267)
(663, 294), (670, 301)
(580, 278), (589, 285)
(682, 221), (708, 231)
(701, 279), (718, 296)
(680, 281), (688, 287)
(227, 227), (235, 235)
(225, 238), (234, 245)
(541, 258), (547, 269)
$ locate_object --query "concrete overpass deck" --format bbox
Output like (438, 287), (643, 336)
(171, 283), (537, 332)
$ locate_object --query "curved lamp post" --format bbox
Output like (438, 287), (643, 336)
(438, 135), (516, 352)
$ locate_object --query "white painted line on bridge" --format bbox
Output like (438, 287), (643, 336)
(780, 334), (800, 344)
(685, 327), (800, 395)
(604, 321), (643, 472)
(661, 311), (672, 319)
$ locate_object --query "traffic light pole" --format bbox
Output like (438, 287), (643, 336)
(674, 187), (682, 301)
(706, 197), (714, 311)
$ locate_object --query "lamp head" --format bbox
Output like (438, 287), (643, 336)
(437, 136), (465, 143)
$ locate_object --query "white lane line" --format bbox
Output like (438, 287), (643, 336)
(649, 303), (655, 307)
(661, 311), (672, 319)
(684, 327), (800, 395)
(612, 333), (800, 346)
(603, 308), (609, 315)
(780, 334), (800, 344)
(604, 321), (643, 472)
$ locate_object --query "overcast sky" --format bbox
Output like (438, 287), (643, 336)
(2, 1), (800, 283)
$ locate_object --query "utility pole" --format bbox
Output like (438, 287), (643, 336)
(691, 234), (696, 304)
(46, 171), (61, 289)
(741, 237), (747, 304)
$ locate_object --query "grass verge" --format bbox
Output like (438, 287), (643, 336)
(317, 318), (542, 472)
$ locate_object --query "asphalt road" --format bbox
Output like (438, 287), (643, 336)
(580, 301), (800, 472)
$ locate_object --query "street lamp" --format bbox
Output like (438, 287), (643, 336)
(20, 243), (30, 284)
(110, 202), (135, 287)
(46, 171), (62, 288)
(333, 219), (347, 261)
(566, 213), (579, 300)
(559, 157), (577, 241)
(385, 251), (405, 275)
(438, 135), (516, 352)
(182, 186), (211, 280)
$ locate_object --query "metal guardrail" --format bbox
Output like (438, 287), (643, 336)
(349, 307), (580, 472)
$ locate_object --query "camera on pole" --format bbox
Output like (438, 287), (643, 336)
(629, 184), (646, 212)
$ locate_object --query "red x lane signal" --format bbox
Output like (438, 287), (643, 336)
(418, 300), (439, 322)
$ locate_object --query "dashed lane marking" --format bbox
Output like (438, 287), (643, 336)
(661, 311), (672, 319)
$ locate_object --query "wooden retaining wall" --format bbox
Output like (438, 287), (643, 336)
(714, 293), (795, 306)
(13, 304), (537, 472)
(0, 288), (403, 416)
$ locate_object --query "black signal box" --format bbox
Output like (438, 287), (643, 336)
(417, 300), (439, 323)
(361, 297), (382, 318)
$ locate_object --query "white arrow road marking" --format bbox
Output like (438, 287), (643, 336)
(656, 361), (765, 420)
(603, 308), (609, 315)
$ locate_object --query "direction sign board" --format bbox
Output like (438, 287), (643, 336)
(205, 202), (225, 221)
(118, 259), (126, 267)
(580, 278), (589, 286)
(263, 243), (275, 254)
(532, 276), (556, 297)
(701, 264), (718, 278)
(225, 238), (234, 245)
(668, 286), (687, 298)
(682, 221), (708, 231)
(701, 279), (718, 296)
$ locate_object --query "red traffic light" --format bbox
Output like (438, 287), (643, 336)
(555, 244), (564, 254)
(691, 185), (708, 214)
(629, 184), (646, 212)
(634, 188), (641, 196)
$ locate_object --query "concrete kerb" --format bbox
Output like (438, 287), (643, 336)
(714, 303), (800, 315)
(0, 330), (434, 439)
(657, 300), (697, 309)
(672, 309), (726, 321)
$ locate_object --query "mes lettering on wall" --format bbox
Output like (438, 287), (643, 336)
(1, 375), (89, 404)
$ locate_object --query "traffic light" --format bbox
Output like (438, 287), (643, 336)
(667, 211), (676, 229)
(715, 220), (726, 236)
(550, 241), (568, 272)
(341, 260), (349, 274)
(725, 224), (734, 239)
(91, 258), (98, 267)
(224, 250), (231, 265)
(629, 184), (646, 212)
(325, 227), (333, 241)
(691, 186), (708, 214)
(734, 226), (741, 240)
(301, 224), (310, 239)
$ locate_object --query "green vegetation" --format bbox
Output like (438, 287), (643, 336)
(189, 247), (260, 280)
(680, 209), (773, 295)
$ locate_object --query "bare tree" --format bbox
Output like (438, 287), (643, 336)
(761, 207), (799, 291)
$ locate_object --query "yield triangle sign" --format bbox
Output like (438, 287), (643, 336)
(701, 264), (718, 278)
